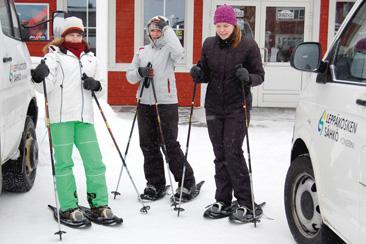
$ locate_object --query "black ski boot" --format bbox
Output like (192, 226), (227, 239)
(80, 205), (123, 226)
(173, 185), (195, 202)
(203, 202), (232, 219)
(171, 180), (205, 203)
(140, 184), (167, 201)
(229, 203), (263, 223)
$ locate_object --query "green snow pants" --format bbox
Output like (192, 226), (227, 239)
(51, 121), (108, 211)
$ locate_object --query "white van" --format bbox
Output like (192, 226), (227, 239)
(0, 0), (39, 193)
(284, 0), (366, 243)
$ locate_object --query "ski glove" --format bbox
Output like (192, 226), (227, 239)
(138, 67), (154, 78)
(31, 60), (50, 83)
(190, 65), (205, 83)
(82, 73), (102, 91)
(235, 65), (250, 86)
(155, 17), (169, 30)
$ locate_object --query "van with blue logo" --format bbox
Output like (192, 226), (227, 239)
(284, 0), (366, 243)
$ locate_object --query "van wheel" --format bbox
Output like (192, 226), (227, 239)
(0, 162), (2, 194)
(2, 116), (38, 192)
(284, 154), (344, 244)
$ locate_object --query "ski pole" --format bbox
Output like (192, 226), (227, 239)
(40, 59), (66, 240)
(111, 67), (150, 199)
(176, 80), (198, 216)
(149, 76), (182, 211)
(236, 64), (258, 227)
(91, 90), (150, 214)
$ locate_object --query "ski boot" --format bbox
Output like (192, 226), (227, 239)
(55, 207), (91, 228)
(229, 203), (263, 223)
(140, 184), (167, 201)
(81, 205), (123, 226)
(171, 180), (205, 203)
(203, 202), (232, 219)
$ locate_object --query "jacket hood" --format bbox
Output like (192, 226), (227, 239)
(146, 16), (169, 48)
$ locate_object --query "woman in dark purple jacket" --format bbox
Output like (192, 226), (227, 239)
(191, 4), (264, 222)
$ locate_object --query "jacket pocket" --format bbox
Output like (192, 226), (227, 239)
(167, 79), (171, 94)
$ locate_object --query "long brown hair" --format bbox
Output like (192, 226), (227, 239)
(42, 38), (90, 54)
(232, 25), (242, 48)
(42, 38), (64, 54)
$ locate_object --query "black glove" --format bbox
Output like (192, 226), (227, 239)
(31, 60), (49, 83)
(190, 65), (204, 83)
(235, 65), (250, 85)
(138, 66), (152, 78)
(82, 74), (101, 91)
(156, 17), (169, 30)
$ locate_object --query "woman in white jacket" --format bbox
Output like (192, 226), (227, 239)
(126, 16), (197, 201)
(31, 17), (119, 224)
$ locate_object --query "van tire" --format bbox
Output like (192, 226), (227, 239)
(0, 162), (2, 194)
(284, 154), (344, 244)
(2, 116), (38, 192)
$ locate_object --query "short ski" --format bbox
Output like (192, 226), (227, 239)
(79, 206), (123, 226)
(48, 205), (91, 229)
(171, 180), (205, 204)
(229, 201), (266, 224)
(140, 185), (170, 202)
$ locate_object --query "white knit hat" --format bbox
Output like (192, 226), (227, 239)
(61, 16), (84, 37)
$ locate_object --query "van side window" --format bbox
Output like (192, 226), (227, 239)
(0, 0), (13, 37)
(9, 1), (20, 39)
(333, 2), (366, 83)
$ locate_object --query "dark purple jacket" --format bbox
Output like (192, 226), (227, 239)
(199, 35), (265, 113)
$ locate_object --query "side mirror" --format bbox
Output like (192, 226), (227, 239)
(52, 11), (66, 39)
(290, 42), (322, 72)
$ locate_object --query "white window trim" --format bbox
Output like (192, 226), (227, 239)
(108, 0), (194, 72)
(328, 0), (356, 47)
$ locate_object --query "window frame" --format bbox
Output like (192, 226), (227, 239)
(134, 0), (194, 72)
(327, 0), (356, 47)
(328, 1), (366, 85)
(64, 0), (97, 52)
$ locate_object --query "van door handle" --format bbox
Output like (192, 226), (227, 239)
(3, 57), (12, 63)
(356, 99), (366, 106)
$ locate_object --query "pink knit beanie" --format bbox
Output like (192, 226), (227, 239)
(214, 4), (237, 26)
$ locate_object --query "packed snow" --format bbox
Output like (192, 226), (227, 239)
(0, 93), (296, 244)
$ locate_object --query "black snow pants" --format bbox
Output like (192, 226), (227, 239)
(206, 109), (252, 207)
(137, 103), (195, 189)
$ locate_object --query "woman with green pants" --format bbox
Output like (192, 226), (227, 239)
(31, 16), (119, 224)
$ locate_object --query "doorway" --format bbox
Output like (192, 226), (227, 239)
(205, 0), (314, 107)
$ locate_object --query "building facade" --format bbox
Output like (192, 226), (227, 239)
(18, 0), (356, 107)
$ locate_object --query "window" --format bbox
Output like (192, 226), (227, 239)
(265, 7), (305, 63)
(0, 0), (13, 37)
(335, 1), (355, 34)
(9, 1), (20, 39)
(333, 2), (366, 83)
(143, 0), (185, 47)
(67, 0), (96, 53)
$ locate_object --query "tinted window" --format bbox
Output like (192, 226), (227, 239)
(0, 0), (13, 37)
(333, 2), (366, 83)
(9, 1), (21, 39)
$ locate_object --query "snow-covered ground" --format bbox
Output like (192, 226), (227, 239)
(0, 94), (296, 244)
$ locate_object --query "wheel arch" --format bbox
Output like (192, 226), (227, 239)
(27, 97), (38, 128)
(291, 138), (309, 162)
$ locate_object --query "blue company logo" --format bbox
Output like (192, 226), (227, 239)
(318, 111), (326, 135)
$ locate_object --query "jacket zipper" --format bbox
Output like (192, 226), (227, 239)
(78, 56), (85, 122)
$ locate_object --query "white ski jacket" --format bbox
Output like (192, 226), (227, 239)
(34, 45), (106, 124)
(126, 26), (184, 105)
